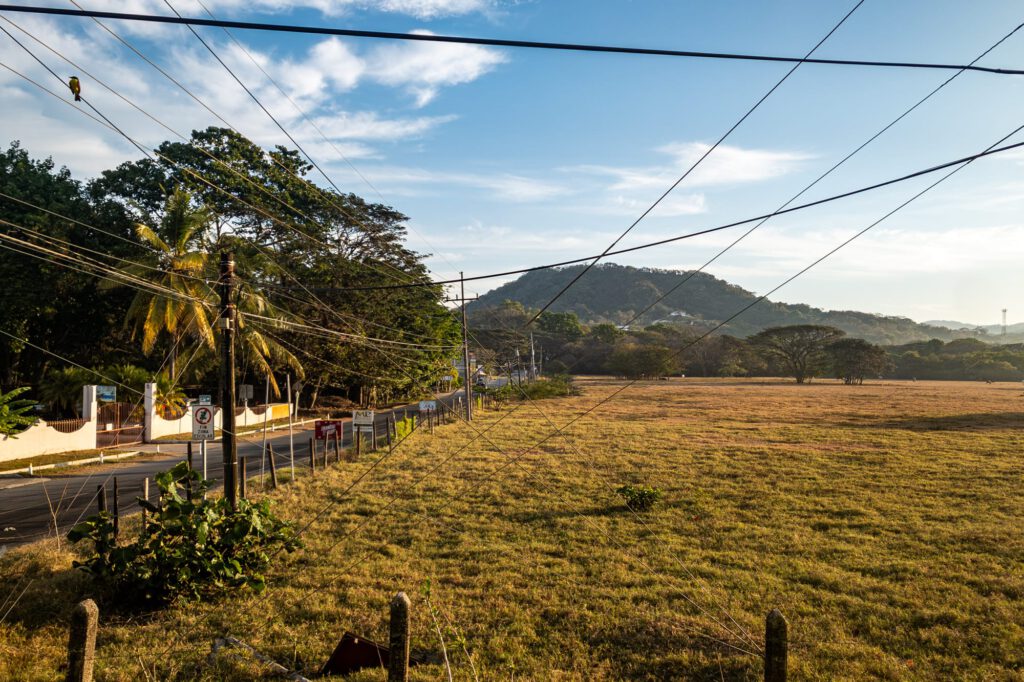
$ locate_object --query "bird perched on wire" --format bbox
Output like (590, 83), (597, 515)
(68, 76), (81, 101)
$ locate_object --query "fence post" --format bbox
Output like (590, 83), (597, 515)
(335, 431), (341, 463)
(97, 485), (106, 514)
(356, 430), (361, 458)
(309, 438), (316, 475)
(66, 598), (98, 682)
(371, 422), (378, 452)
(186, 441), (193, 500)
(388, 592), (411, 682)
(267, 444), (279, 488)
(111, 477), (119, 538)
(141, 478), (149, 530)
(765, 609), (788, 682)
(239, 458), (247, 499)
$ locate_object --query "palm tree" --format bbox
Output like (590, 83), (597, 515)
(113, 189), (217, 377)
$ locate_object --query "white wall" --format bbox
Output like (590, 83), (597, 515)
(143, 384), (292, 441)
(0, 385), (97, 463)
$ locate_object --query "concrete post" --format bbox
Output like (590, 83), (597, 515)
(388, 592), (411, 682)
(765, 609), (788, 682)
(81, 385), (98, 423)
(143, 382), (157, 443)
(66, 598), (98, 682)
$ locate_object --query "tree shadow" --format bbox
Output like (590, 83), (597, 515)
(859, 412), (1024, 431)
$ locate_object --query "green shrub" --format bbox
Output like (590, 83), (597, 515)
(68, 462), (299, 607)
(616, 484), (663, 512)
(395, 415), (416, 441)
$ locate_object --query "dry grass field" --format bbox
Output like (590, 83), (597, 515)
(2, 377), (1023, 681)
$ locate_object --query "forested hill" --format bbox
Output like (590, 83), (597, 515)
(471, 263), (984, 345)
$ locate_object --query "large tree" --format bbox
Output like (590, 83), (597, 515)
(826, 337), (891, 384)
(750, 325), (845, 383)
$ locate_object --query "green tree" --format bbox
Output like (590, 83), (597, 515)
(826, 337), (892, 384)
(750, 325), (845, 383)
(606, 343), (678, 379)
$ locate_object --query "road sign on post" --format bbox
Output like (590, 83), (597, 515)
(418, 400), (437, 413)
(353, 410), (375, 434)
(315, 420), (342, 440)
(239, 384), (254, 401)
(192, 405), (216, 441)
(96, 386), (116, 403)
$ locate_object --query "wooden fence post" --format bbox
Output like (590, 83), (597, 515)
(186, 441), (193, 500)
(371, 422), (378, 452)
(765, 609), (788, 682)
(322, 439), (329, 469)
(334, 431), (341, 463)
(309, 438), (316, 475)
(356, 430), (361, 458)
(239, 458), (247, 499)
(388, 592), (411, 682)
(66, 598), (98, 682)
(97, 485), (106, 514)
(111, 477), (120, 538)
(141, 478), (149, 530)
(267, 444), (279, 488)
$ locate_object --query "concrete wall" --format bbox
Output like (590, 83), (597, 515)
(143, 383), (292, 441)
(0, 386), (98, 463)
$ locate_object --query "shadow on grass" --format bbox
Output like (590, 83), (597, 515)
(857, 412), (1024, 431)
(505, 504), (636, 524)
(585, 618), (760, 681)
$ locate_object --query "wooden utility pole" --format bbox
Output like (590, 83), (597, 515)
(446, 273), (478, 422)
(218, 252), (238, 510)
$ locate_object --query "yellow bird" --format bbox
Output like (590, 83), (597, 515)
(68, 76), (81, 101)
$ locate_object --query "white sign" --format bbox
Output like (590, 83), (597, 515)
(192, 405), (216, 441)
(198, 394), (212, 405)
(352, 410), (375, 426)
(419, 400), (437, 412)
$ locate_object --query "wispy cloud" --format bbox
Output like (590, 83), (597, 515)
(571, 142), (812, 192)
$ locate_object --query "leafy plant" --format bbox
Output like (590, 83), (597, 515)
(0, 386), (38, 437)
(152, 370), (188, 418)
(68, 462), (299, 607)
(616, 484), (663, 512)
(395, 415), (416, 441)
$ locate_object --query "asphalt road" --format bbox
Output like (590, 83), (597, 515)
(0, 394), (461, 550)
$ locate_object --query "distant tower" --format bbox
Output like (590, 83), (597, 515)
(1002, 308), (1007, 336)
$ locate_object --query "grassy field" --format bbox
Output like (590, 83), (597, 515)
(2, 378), (1023, 680)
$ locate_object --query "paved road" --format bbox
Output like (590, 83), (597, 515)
(0, 394), (460, 549)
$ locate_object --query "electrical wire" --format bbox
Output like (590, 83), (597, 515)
(524, 0), (864, 326)
(3, 4), (1023, 75)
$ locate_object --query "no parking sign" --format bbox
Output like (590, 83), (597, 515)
(192, 405), (215, 441)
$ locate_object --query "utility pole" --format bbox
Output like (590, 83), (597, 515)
(217, 252), (238, 510)
(446, 272), (477, 421)
(529, 332), (536, 382)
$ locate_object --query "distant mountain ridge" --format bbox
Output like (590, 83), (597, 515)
(472, 263), (1009, 345)
(924, 320), (1024, 335)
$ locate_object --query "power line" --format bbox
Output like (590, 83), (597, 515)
(3, 4), (1023, 75)
(525, 0), (864, 326)
(257, 135), (1024, 293)
(618, 19), (1024, 329)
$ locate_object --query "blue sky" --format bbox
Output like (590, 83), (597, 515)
(2, 0), (1024, 325)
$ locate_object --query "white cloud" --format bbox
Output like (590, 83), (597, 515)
(365, 30), (507, 107)
(572, 142), (812, 192)
(68, 0), (490, 20)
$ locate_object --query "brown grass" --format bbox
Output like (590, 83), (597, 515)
(1, 378), (1023, 680)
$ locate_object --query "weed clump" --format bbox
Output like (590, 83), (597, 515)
(68, 462), (299, 608)
(616, 484), (663, 512)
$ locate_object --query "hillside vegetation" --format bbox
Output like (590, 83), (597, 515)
(471, 264), (1007, 345)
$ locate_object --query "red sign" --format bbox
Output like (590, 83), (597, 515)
(315, 420), (342, 440)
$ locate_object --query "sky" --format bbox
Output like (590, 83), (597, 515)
(2, 0), (1024, 326)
